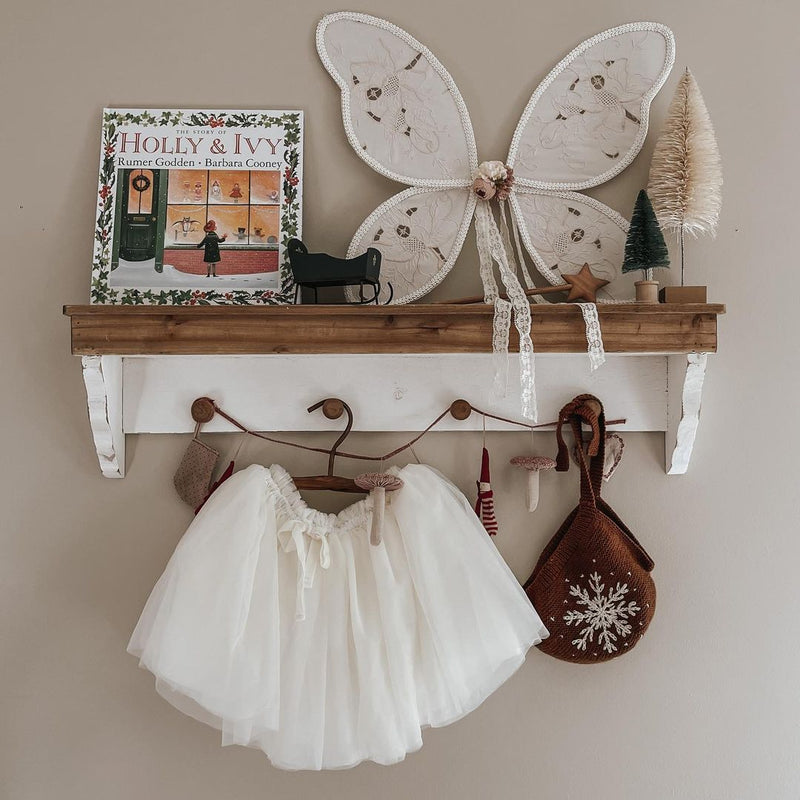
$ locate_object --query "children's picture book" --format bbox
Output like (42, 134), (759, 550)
(91, 109), (303, 305)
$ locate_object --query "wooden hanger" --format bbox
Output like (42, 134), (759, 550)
(291, 398), (364, 493)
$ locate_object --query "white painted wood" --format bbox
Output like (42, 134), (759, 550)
(121, 353), (667, 434)
(76, 350), (718, 477)
(666, 354), (684, 473)
(666, 353), (708, 475)
(81, 355), (125, 478)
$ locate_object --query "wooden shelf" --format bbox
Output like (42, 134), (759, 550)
(63, 303), (724, 356)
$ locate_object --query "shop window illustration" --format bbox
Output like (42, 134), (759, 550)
(163, 169), (281, 278)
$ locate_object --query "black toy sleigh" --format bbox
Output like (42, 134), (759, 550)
(288, 239), (393, 305)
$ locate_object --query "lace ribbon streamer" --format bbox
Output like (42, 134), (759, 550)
(499, 200), (537, 292)
(474, 201), (536, 420)
(575, 302), (606, 371)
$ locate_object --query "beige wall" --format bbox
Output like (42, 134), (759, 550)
(4, 0), (798, 797)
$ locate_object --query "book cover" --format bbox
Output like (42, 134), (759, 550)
(91, 109), (303, 305)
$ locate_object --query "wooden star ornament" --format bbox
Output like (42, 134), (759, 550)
(562, 263), (609, 303)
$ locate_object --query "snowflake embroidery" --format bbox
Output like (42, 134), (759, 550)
(563, 571), (641, 654)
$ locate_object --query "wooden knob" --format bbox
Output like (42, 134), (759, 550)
(321, 398), (344, 420)
(449, 399), (472, 421)
(191, 397), (216, 424)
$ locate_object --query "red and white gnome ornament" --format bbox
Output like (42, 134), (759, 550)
(474, 447), (499, 535)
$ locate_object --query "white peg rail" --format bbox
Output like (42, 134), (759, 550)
(79, 352), (707, 478)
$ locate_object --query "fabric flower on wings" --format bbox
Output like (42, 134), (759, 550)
(473, 161), (515, 201)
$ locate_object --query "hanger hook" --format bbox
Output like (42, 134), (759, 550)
(307, 398), (353, 476)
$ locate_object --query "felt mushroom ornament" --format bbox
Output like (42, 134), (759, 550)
(510, 456), (556, 512)
(354, 473), (404, 546)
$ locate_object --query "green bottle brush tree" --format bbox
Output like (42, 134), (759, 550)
(622, 189), (670, 303)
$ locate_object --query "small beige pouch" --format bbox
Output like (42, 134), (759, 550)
(173, 422), (220, 508)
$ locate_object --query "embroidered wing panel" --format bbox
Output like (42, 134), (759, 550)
(318, 13), (477, 186)
(508, 24), (675, 189)
(511, 190), (633, 301)
(346, 188), (476, 304)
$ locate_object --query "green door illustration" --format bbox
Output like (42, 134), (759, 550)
(118, 169), (160, 261)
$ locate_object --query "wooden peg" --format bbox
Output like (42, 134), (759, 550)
(191, 397), (215, 424)
(321, 398), (345, 420)
(449, 399), (472, 421)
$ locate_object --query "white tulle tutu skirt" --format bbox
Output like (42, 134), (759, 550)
(128, 463), (547, 770)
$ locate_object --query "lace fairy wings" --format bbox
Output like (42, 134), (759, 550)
(318, 14), (674, 300)
(317, 13), (675, 417)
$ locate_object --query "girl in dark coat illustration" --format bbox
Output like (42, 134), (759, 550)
(196, 220), (227, 277)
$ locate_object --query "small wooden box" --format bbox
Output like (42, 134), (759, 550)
(659, 285), (708, 304)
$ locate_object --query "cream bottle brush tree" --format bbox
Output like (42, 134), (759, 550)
(647, 68), (722, 286)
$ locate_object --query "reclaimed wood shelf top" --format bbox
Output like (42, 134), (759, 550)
(63, 303), (725, 356)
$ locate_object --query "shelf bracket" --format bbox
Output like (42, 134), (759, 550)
(666, 353), (708, 475)
(81, 355), (125, 478)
